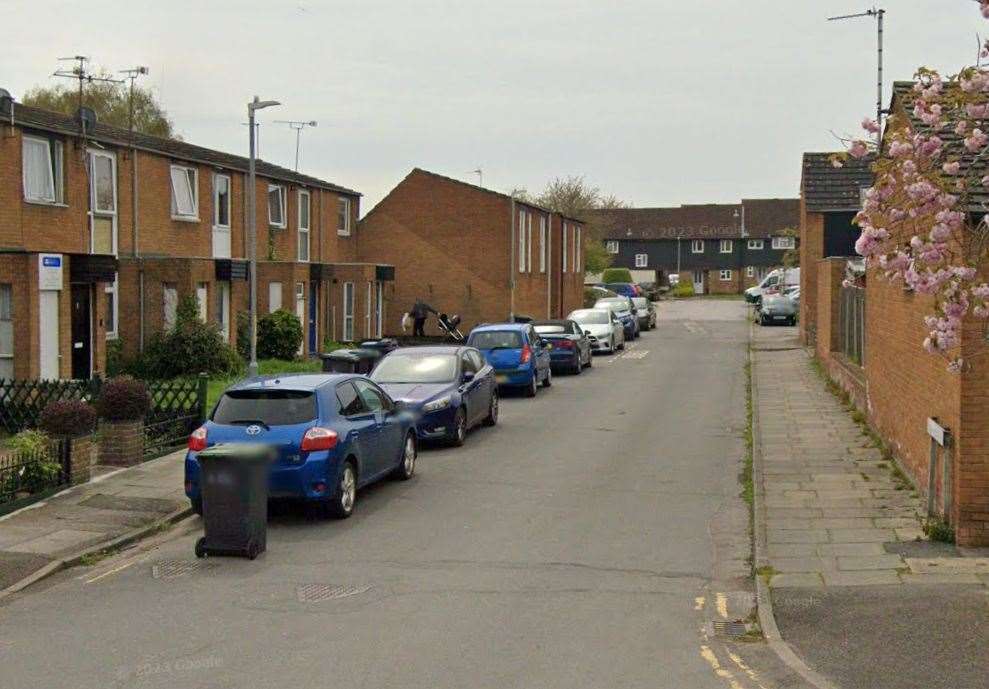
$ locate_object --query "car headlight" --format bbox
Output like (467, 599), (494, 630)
(423, 396), (452, 413)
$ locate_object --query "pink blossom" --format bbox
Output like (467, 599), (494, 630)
(942, 161), (961, 175)
(861, 118), (880, 134)
(965, 128), (988, 152)
(849, 140), (869, 159)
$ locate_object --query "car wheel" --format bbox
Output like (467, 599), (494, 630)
(585, 350), (593, 367)
(524, 374), (538, 397)
(450, 408), (467, 446)
(483, 390), (499, 426)
(394, 433), (417, 480)
(542, 367), (552, 387)
(573, 355), (583, 374)
(328, 461), (357, 519)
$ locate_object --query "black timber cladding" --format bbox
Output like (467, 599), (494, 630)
(801, 153), (874, 212)
(214, 259), (248, 281)
(69, 254), (118, 283)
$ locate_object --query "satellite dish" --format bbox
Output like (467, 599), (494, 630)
(76, 106), (97, 130)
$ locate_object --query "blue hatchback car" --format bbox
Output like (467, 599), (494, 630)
(467, 323), (552, 397)
(371, 346), (498, 446)
(184, 374), (417, 519)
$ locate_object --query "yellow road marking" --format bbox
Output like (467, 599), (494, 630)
(85, 560), (136, 584)
(699, 645), (745, 689)
(694, 596), (706, 611)
(715, 592), (729, 619)
(728, 650), (769, 689)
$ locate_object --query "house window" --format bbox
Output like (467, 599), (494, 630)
(562, 224), (569, 273)
(691, 239), (704, 253)
(105, 281), (118, 339)
(518, 210), (526, 273)
(342, 282), (355, 341)
(746, 266), (754, 278)
(268, 282), (283, 312)
(163, 284), (178, 331)
(217, 282), (231, 341)
(720, 269), (733, 281)
(772, 236), (795, 250)
(747, 239), (763, 250)
(606, 241), (619, 254)
(170, 165), (198, 219)
(89, 150), (117, 256)
(756, 266), (770, 281)
(527, 213), (533, 273)
(635, 254), (648, 268)
(574, 227), (581, 272)
(23, 136), (63, 204)
(337, 197), (352, 236)
(720, 239), (733, 254)
(196, 282), (208, 322)
(0, 284), (13, 379)
(213, 174), (231, 228)
(268, 184), (286, 227)
(539, 216), (547, 273)
(297, 190), (311, 262)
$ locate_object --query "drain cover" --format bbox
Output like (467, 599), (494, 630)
(712, 620), (749, 637)
(296, 584), (371, 602)
(151, 560), (207, 580)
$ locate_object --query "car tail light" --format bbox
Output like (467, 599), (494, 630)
(188, 426), (208, 452)
(556, 339), (575, 349)
(301, 427), (338, 452)
(520, 344), (532, 364)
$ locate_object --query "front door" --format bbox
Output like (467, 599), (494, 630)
(308, 281), (318, 353)
(70, 285), (91, 379)
(692, 270), (705, 295)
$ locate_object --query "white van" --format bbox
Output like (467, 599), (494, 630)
(744, 268), (799, 303)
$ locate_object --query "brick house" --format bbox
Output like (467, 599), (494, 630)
(807, 82), (989, 546)
(0, 95), (390, 380)
(595, 199), (799, 294)
(798, 152), (873, 345)
(356, 168), (586, 334)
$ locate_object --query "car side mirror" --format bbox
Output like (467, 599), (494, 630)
(462, 371), (475, 383)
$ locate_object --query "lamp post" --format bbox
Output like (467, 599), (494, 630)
(247, 96), (281, 377)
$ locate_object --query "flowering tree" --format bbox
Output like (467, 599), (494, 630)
(839, 1), (989, 372)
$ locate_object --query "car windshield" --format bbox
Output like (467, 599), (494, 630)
(469, 330), (523, 349)
(212, 390), (317, 426)
(371, 353), (458, 383)
(534, 325), (566, 334)
(570, 310), (609, 325)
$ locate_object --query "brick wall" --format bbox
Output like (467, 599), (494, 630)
(800, 204), (824, 345)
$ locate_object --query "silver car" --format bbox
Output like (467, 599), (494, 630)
(630, 297), (656, 331)
(567, 308), (626, 353)
(758, 294), (796, 326)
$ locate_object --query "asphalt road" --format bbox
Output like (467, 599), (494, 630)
(0, 299), (792, 689)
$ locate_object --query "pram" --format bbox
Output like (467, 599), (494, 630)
(437, 313), (464, 341)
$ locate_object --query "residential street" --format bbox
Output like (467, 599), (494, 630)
(0, 300), (802, 689)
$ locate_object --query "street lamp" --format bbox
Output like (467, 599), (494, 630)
(247, 96), (281, 377)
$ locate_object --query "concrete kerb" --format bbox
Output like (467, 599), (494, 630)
(0, 504), (193, 604)
(748, 321), (841, 689)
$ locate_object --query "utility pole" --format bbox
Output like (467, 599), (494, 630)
(119, 65), (148, 350)
(829, 7), (886, 145)
(274, 119), (317, 171)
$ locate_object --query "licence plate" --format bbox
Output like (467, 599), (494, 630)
(773, 315), (788, 320)
(495, 374), (508, 384)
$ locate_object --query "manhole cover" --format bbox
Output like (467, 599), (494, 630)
(296, 584), (371, 602)
(712, 620), (749, 637)
(151, 560), (207, 580)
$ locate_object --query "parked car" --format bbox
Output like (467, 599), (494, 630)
(533, 319), (593, 374)
(602, 282), (641, 298)
(668, 274), (681, 287)
(584, 285), (618, 307)
(783, 285), (800, 310)
(630, 296), (657, 331)
(568, 308), (626, 353)
(185, 373), (417, 519)
(758, 294), (797, 326)
(745, 268), (800, 304)
(466, 323), (552, 397)
(594, 297), (640, 339)
(371, 346), (497, 446)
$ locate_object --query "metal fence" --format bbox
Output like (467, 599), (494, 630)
(144, 376), (208, 459)
(0, 379), (100, 435)
(839, 285), (866, 366)
(0, 439), (70, 509)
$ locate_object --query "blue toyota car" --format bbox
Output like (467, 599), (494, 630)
(466, 323), (552, 397)
(184, 373), (417, 519)
(371, 345), (498, 446)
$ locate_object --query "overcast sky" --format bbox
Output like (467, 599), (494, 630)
(3, 1), (985, 212)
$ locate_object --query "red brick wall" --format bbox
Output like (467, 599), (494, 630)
(800, 205), (824, 345)
(958, 314), (989, 545)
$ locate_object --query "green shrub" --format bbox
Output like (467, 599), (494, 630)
(4, 430), (62, 495)
(97, 376), (151, 421)
(236, 311), (251, 360)
(39, 400), (97, 438)
(670, 282), (696, 297)
(602, 267), (634, 284)
(258, 310), (303, 360)
(106, 338), (126, 377)
(138, 296), (241, 379)
(322, 339), (353, 353)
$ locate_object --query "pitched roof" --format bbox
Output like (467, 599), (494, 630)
(0, 100), (359, 196)
(594, 198), (798, 240)
(801, 152), (874, 212)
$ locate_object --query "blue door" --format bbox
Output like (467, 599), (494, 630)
(308, 281), (318, 353)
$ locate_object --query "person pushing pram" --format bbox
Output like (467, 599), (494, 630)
(404, 298), (438, 337)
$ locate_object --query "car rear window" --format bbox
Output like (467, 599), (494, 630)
(534, 325), (566, 334)
(212, 390), (317, 426)
(468, 330), (523, 349)
(371, 353), (458, 383)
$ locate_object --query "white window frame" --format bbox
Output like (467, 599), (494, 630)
(574, 227), (581, 272)
(163, 283), (178, 331)
(526, 212), (533, 272)
(606, 240), (619, 254)
(23, 135), (64, 205)
(196, 282), (208, 322)
(0, 283), (12, 379)
(297, 189), (311, 262)
(747, 239), (763, 250)
(635, 254), (648, 268)
(213, 173), (231, 228)
(746, 266), (754, 278)
(539, 216), (547, 273)
(268, 282), (283, 312)
(169, 165), (198, 220)
(772, 236), (795, 250)
(104, 279), (119, 340)
(562, 223), (569, 273)
(375, 281), (384, 337)
(720, 239), (733, 254)
(217, 281), (231, 341)
(268, 184), (286, 228)
(88, 149), (119, 340)
(337, 196), (352, 236)
(342, 282), (355, 341)
(691, 239), (704, 253)
(518, 210), (526, 273)
(365, 282), (373, 338)
(720, 269), (733, 281)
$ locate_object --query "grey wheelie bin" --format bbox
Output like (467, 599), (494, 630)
(194, 443), (275, 560)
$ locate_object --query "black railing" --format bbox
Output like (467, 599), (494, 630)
(839, 285), (866, 366)
(0, 439), (70, 511)
(0, 378), (100, 435)
(143, 375), (208, 459)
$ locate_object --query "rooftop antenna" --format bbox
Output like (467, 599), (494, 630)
(53, 56), (123, 136)
(274, 119), (317, 171)
(118, 66), (148, 136)
(471, 167), (483, 187)
(828, 7), (885, 145)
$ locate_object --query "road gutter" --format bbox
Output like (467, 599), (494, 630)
(748, 320), (841, 689)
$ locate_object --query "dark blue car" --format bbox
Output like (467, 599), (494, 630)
(184, 374), (417, 519)
(467, 323), (552, 397)
(371, 346), (498, 446)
